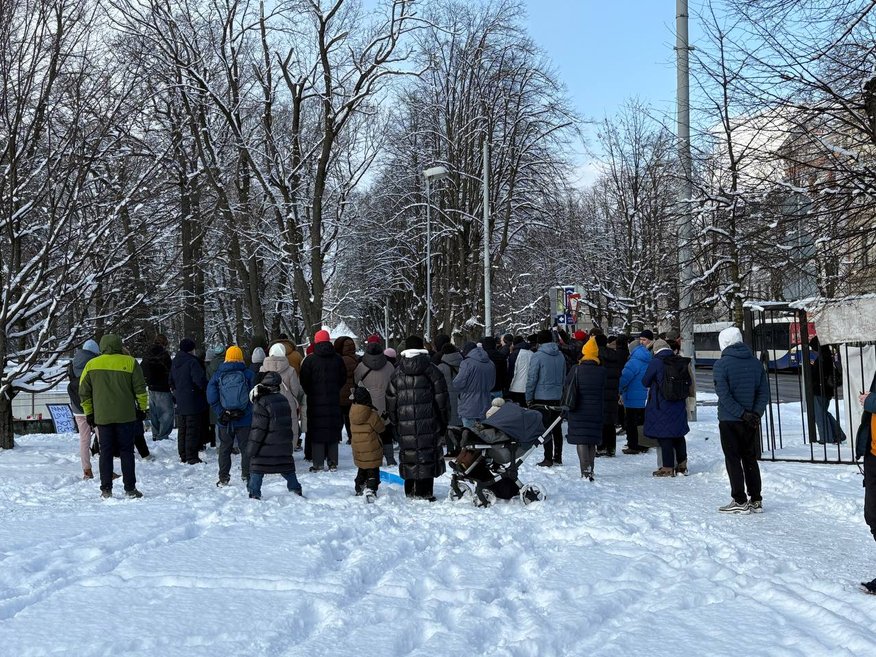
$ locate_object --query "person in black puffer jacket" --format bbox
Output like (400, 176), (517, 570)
(169, 338), (209, 464)
(300, 330), (347, 472)
(594, 333), (623, 456)
(481, 336), (508, 397)
(565, 338), (606, 480)
(246, 371), (303, 499)
(386, 336), (450, 500)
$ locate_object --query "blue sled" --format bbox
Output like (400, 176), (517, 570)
(379, 470), (404, 485)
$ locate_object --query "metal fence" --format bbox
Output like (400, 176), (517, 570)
(743, 304), (869, 464)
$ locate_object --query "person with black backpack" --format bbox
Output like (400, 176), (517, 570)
(207, 345), (256, 486)
(641, 339), (692, 477)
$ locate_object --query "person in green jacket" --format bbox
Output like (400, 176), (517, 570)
(80, 334), (148, 499)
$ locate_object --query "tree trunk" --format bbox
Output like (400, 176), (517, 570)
(0, 392), (15, 449)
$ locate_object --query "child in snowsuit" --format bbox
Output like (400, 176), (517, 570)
(349, 386), (385, 501)
(246, 371), (303, 499)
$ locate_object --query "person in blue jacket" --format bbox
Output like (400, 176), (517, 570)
(619, 333), (652, 454)
(526, 330), (567, 467)
(452, 342), (495, 427)
(642, 339), (690, 477)
(713, 326), (769, 514)
(207, 345), (255, 486)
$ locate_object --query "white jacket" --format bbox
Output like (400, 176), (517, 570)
(509, 348), (533, 394)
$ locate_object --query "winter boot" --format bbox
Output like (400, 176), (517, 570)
(125, 488), (143, 499)
(675, 460), (688, 476)
(383, 444), (397, 466)
(652, 467), (676, 477)
(100, 489), (112, 499)
(365, 489), (377, 504)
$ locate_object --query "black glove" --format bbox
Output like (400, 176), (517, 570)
(219, 410), (232, 425)
(136, 409), (147, 421)
(742, 411), (760, 428)
(86, 414), (95, 428)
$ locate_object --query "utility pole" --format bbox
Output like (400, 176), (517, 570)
(677, 0), (697, 420)
(483, 138), (492, 338)
(425, 174), (432, 343)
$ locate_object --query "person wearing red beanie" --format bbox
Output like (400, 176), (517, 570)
(314, 330), (331, 344)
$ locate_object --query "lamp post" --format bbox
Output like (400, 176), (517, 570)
(422, 165), (448, 342)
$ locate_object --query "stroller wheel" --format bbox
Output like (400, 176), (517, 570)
(520, 484), (546, 506)
(448, 481), (472, 502)
(472, 488), (497, 508)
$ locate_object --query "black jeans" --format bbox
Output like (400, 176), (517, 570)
(98, 422), (137, 492)
(355, 467), (380, 493)
(533, 399), (563, 462)
(218, 425), (250, 480)
(177, 413), (204, 463)
(601, 423), (616, 454)
(657, 437), (687, 468)
(719, 420), (762, 504)
(404, 478), (434, 498)
(865, 453), (876, 542)
(312, 442), (339, 469)
(624, 407), (645, 449)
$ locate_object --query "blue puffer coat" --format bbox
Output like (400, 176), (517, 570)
(565, 361), (606, 445)
(526, 342), (566, 402)
(207, 361), (255, 427)
(619, 344), (651, 408)
(713, 342), (769, 421)
(452, 347), (495, 421)
(641, 349), (689, 438)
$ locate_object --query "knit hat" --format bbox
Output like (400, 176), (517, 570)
(405, 335), (425, 350)
(461, 341), (478, 357)
(573, 330), (587, 341)
(179, 338), (196, 353)
(353, 385), (372, 406)
(485, 397), (505, 418)
(83, 339), (100, 355)
(252, 347), (267, 363)
(384, 347), (397, 359)
(305, 343), (315, 356)
(537, 329), (552, 345)
(225, 346), (244, 362)
(638, 329), (654, 341)
(718, 326), (743, 352)
(665, 328), (680, 342)
(365, 342), (383, 356)
(366, 334), (382, 344)
(581, 337), (600, 363)
(314, 330), (331, 344)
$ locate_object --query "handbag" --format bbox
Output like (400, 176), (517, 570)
(560, 365), (579, 411)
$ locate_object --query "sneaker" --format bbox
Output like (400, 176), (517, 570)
(860, 578), (876, 594)
(308, 466), (322, 473)
(749, 500), (763, 513)
(328, 464), (338, 472)
(125, 489), (143, 499)
(537, 459), (553, 468)
(652, 467), (676, 477)
(718, 499), (750, 514)
(100, 490), (112, 499)
(216, 478), (230, 487)
(365, 489), (377, 503)
(581, 470), (594, 482)
(248, 493), (261, 500)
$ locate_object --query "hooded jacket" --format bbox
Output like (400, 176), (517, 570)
(67, 342), (99, 414)
(349, 402), (385, 469)
(713, 335), (769, 422)
(565, 360), (606, 445)
(437, 350), (464, 426)
(247, 372), (297, 474)
(452, 347), (495, 421)
(619, 344), (652, 409)
(259, 354), (303, 431)
(354, 344), (395, 417)
(141, 344), (172, 392)
(387, 349), (450, 480)
(207, 361), (256, 427)
(641, 347), (689, 438)
(299, 341), (347, 443)
(482, 338), (508, 393)
(508, 342), (533, 394)
(169, 350), (209, 416)
(79, 334), (148, 425)
(526, 342), (566, 402)
(598, 346), (623, 425)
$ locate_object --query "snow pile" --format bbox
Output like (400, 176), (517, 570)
(1, 402), (876, 656)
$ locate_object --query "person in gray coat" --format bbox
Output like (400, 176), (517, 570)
(354, 341), (397, 465)
(452, 342), (495, 428)
(526, 330), (567, 466)
(68, 339), (100, 479)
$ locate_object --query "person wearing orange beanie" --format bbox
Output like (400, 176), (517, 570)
(207, 344), (256, 486)
(565, 337), (606, 481)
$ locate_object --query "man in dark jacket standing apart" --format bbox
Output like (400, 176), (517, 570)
(713, 326), (769, 514)
(207, 345), (256, 486)
(387, 335), (450, 501)
(453, 342), (495, 428)
(170, 338), (209, 465)
(300, 330), (347, 472)
(526, 330), (567, 467)
(141, 334), (174, 442)
(79, 334), (148, 499)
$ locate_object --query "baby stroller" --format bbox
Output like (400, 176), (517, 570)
(446, 402), (561, 507)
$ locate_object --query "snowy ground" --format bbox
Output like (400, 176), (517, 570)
(2, 401), (876, 657)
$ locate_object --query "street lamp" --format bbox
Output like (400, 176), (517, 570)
(422, 165), (448, 342)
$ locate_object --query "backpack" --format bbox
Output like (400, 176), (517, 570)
(219, 369), (249, 412)
(660, 355), (692, 402)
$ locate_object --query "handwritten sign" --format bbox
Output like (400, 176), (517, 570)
(46, 404), (76, 434)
